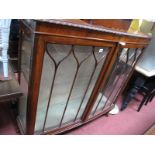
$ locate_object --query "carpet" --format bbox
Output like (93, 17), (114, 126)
(66, 95), (155, 135)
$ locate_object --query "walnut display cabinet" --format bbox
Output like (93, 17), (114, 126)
(17, 19), (151, 135)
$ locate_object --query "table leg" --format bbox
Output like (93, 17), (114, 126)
(121, 77), (145, 111)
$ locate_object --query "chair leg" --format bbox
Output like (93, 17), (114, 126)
(149, 92), (155, 102)
(144, 95), (151, 106)
(149, 96), (154, 102)
(137, 95), (148, 112)
(145, 92), (155, 105)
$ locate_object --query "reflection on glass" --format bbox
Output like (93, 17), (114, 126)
(91, 48), (142, 115)
(35, 44), (110, 132)
(18, 32), (33, 132)
(21, 34), (32, 82)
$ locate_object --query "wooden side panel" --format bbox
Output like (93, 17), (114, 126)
(26, 36), (46, 134)
(18, 23), (35, 134)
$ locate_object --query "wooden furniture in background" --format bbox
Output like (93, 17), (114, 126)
(121, 61), (155, 111)
(17, 19), (151, 135)
(0, 62), (22, 102)
(121, 29), (155, 111)
(8, 19), (19, 58)
(137, 81), (155, 112)
(120, 70), (153, 111)
(8, 20), (20, 73)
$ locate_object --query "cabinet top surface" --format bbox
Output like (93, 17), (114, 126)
(33, 19), (151, 39)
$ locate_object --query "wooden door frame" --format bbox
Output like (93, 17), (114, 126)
(25, 34), (117, 134)
(25, 33), (148, 134)
(83, 42), (148, 120)
(82, 43), (120, 121)
(26, 35), (45, 135)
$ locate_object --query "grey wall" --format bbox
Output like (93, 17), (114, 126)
(137, 29), (155, 71)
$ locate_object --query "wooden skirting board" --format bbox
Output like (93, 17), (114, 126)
(144, 124), (155, 135)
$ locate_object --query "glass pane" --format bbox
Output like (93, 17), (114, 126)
(20, 33), (32, 82)
(35, 52), (55, 131)
(136, 48), (142, 59)
(45, 52), (77, 129)
(62, 46), (94, 124)
(18, 73), (28, 133)
(91, 48), (142, 115)
(35, 44), (110, 132)
(76, 47), (109, 119)
(18, 32), (33, 133)
(47, 43), (71, 64)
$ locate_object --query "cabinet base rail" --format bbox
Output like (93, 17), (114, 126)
(17, 104), (114, 135)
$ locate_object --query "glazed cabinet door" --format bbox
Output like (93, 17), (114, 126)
(89, 44), (144, 117)
(18, 30), (34, 133)
(34, 40), (115, 133)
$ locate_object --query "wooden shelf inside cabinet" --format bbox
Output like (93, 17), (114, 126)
(0, 62), (22, 102)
